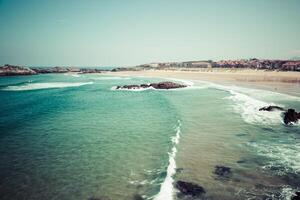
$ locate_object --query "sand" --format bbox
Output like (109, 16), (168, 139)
(105, 69), (300, 96)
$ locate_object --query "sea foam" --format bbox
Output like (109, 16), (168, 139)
(2, 82), (93, 91)
(154, 120), (181, 200)
(226, 90), (283, 125)
(247, 141), (300, 175)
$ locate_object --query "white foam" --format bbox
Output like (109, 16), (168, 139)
(187, 81), (293, 125)
(2, 82), (93, 91)
(248, 141), (300, 174)
(226, 90), (284, 125)
(280, 186), (297, 200)
(165, 78), (194, 86)
(154, 120), (181, 200)
(64, 73), (81, 77)
(196, 80), (300, 101)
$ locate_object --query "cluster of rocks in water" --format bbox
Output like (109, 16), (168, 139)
(115, 81), (187, 90)
(214, 165), (232, 177)
(0, 64), (104, 76)
(174, 165), (231, 198)
(259, 105), (300, 125)
(175, 165), (300, 200)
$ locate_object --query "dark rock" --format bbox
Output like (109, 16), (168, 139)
(133, 194), (144, 200)
(237, 160), (246, 164)
(119, 85), (140, 89)
(150, 82), (186, 89)
(140, 84), (149, 88)
(284, 109), (300, 125)
(79, 68), (102, 74)
(259, 106), (285, 111)
(175, 180), (205, 197)
(116, 81), (187, 90)
(292, 192), (300, 200)
(176, 168), (184, 173)
(214, 165), (231, 177)
(88, 197), (110, 200)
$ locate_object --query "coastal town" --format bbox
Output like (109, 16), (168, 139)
(135, 59), (300, 71)
(1, 59), (300, 76)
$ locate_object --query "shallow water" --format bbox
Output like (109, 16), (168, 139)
(0, 74), (299, 200)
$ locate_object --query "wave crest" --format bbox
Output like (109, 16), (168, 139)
(154, 120), (181, 200)
(2, 82), (93, 91)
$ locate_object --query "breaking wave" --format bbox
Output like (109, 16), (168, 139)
(2, 82), (94, 91)
(225, 90), (284, 125)
(154, 120), (181, 200)
(247, 141), (300, 175)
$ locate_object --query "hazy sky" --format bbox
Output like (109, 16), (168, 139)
(0, 0), (300, 66)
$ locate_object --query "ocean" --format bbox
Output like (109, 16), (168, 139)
(0, 73), (299, 200)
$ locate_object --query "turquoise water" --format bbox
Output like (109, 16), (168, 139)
(0, 74), (299, 200)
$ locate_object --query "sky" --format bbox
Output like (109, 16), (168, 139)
(0, 0), (300, 67)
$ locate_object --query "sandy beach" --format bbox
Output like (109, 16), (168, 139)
(106, 69), (300, 96)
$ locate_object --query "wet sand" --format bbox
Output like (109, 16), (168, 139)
(105, 69), (300, 97)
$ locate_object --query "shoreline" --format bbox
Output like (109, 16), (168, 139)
(105, 69), (300, 97)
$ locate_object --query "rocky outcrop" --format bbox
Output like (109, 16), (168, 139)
(0, 64), (104, 76)
(259, 106), (300, 125)
(284, 109), (300, 125)
(32, 66), (69, 73)
(0, 64), (37, 76)
(32, 67), (102, 74)
(214, 165), (232, 177)
(259, 106), (285, 111)
(116, 82), (187, 90)
(175, 181), (205, 197)
(79, 68), (102, 74)
(292, 191), (300, 200)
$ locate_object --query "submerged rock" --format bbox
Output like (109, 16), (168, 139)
(176, 167), (184, 173)
(116, 81), (187, 90)
(175, 180), (205, 197)
(133, 194), (144, 200)
(214, 165), (232, 177)
(292, 191), (300, 200)
(284, 109), (300, 125)
(259, 106), (285, 111)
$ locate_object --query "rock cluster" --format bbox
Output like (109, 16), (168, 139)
(175, 180), (205, 197)
(116, 81), (187, 90)
(284, 109), (300, 125)
(0, 65), (104, 76)
(259, 106), (300, 125)
(0, 64), (37, 76)
(214, 165), (232, 177)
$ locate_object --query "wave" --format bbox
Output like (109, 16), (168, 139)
(154, 120), (181, 200)
(64, 73), (81, 77)
(247, 141), (300, 175)
(195, 80), (300, 101)
(225, 90), (284, 125)
(165, 78), (194, 86)
(2, 82), (94, 91)
(184, 81), (296, 125)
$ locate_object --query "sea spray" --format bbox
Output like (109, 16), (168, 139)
(154, 120), (181, 200)
(2, 82), (94, 91)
